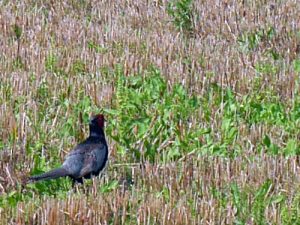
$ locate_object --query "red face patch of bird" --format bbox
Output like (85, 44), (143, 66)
(95, 114), (105, 128)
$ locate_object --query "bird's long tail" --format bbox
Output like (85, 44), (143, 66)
(28, 167), (69, 183)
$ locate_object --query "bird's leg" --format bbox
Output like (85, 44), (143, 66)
(72, 178), (83, 193)
(75, 177), (84, 184)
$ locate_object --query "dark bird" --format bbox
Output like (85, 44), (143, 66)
(29, 114), (108, 184)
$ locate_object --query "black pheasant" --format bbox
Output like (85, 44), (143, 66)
(29, 114), (108, 184)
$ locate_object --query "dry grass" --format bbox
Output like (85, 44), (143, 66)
(1, 156), (300, 224)
(1, 0), (300, 224)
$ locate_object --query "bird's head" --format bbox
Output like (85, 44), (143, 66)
(90, 114), (105, 129)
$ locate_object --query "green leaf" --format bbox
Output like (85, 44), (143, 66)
(100, 180), (119, 193)
(14, 24), (22, 39)
(293, 59), (300, 73)
(284, 139), (298, 156)
(263, 135), (271, 147)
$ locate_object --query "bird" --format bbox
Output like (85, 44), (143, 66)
(28, 114), (108, 184)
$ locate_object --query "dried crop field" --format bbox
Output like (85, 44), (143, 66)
(1, 0), (300, 224)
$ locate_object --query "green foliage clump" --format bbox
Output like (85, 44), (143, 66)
(213, 180), (284, 225)
(106, 66), (200, 162)
(281, 193), (300, 224)
(45, 53), (66, 76)
(293, 59), (300, 73)
(167, 0), (194, 34)
(238, 26), (276, 52)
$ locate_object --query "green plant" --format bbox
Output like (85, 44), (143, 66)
(231, 183), (249, 224)
(167, 0), (194, 33)
(281, 193), (300, 224)
(255, 62), (278, 75)
(293, 59), (300, 73)
(71, 59), (87, 75)
(100, 180), (119, 193)
(105, 66), (200, 162)
(13, 23), (23, 70)
(251, 180), (273, 224)
(238, 26), (276, 52)
(45, 53), (65, 75)
(88, 41), (109, 54)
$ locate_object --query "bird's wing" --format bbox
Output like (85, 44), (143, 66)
(79, 143), (108, 177)
(65, 144), (94, 157)
(63, 144), (97, 177)
(78, 152), (96, 177)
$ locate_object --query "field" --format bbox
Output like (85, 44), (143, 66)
(1, 0), (300, 224)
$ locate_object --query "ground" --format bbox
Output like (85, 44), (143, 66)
(1, 0), (300, 224)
